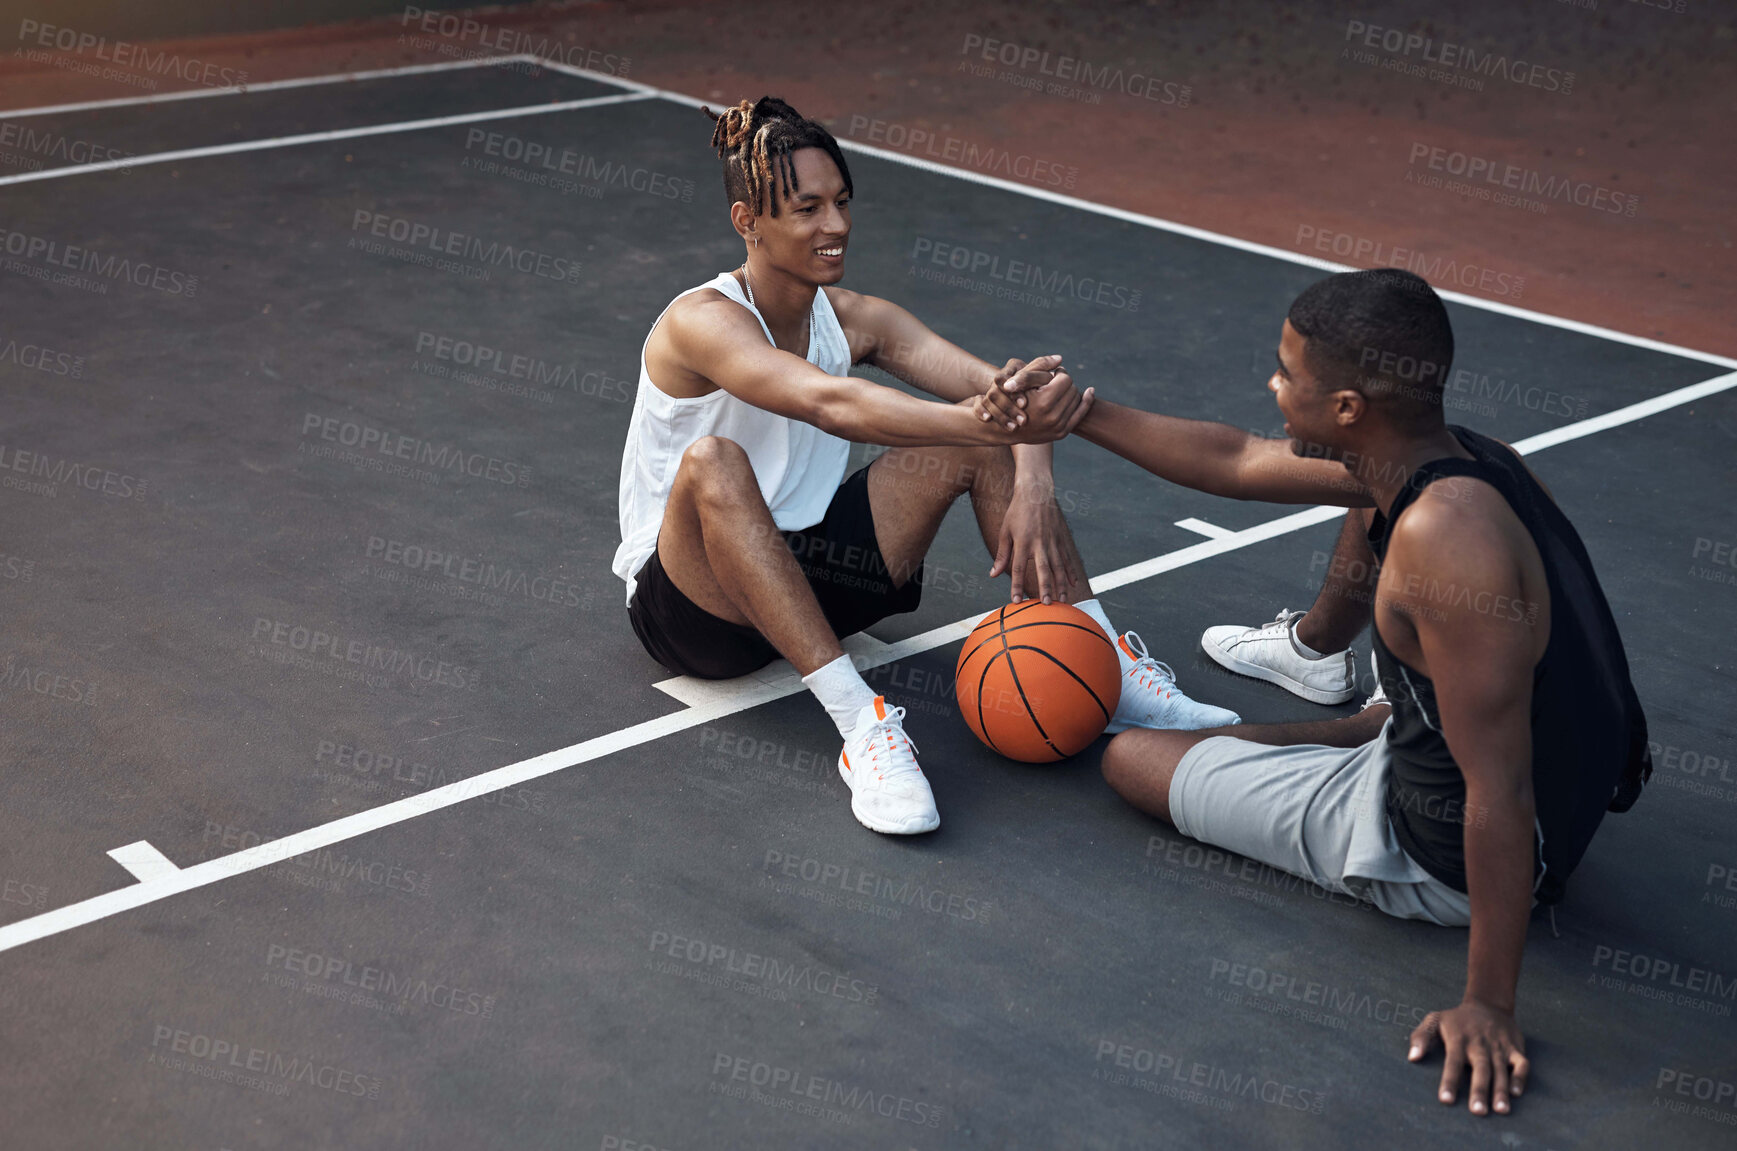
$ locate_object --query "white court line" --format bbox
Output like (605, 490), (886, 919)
(3, 48), (1731, 373)
(106, 841), (180, 883)
(1174, 517), (1236, 541)
(3, 367), (1733, 957)
(0, 89), (653, 187)
(0, 53), (544, 119)
(1508, 371), (1737, 454)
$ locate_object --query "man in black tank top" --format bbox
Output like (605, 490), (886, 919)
(1366, 427), (1649, 902)
(1055, 269), (1650, 1119)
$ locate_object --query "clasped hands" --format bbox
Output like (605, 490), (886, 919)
(967, 354), (1094, 441)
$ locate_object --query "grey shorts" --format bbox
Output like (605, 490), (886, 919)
(1169, 718), (1472, 927)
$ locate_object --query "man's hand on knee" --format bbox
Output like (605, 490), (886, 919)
(990, 486), (1085, 605)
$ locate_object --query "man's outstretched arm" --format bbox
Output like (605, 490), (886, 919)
(1387, 495), (1541, 1119)
(669, 293), (1091, 448)
(1070, 396), (1375, 507)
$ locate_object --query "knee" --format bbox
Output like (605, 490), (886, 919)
(1101, 729), (1190, 803)
(682, 435), (750, 471)
(1100, 731), (1140, 794)
(680, 437), (757, 501)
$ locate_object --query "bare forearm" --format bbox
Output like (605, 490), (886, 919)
(827, 382), (1020, 448)
(1075, 397), (1371, 506)
(1073, 397), (1262, 498)
(1012, 442), (1054, 480)
(1461, 794), (1535, 1012)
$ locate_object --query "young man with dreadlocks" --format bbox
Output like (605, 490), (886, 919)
(613, 97), (1238, 836)
(992, 268), (1647, 1118)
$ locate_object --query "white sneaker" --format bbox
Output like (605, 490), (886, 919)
(1104, 632), (1241, 733)
(1200, 609), (1355, 705)
(838, 696), (940, 835)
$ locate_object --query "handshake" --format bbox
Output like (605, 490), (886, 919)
(967, 354), (1095, 443)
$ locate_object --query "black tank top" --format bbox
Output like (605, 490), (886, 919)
(1368, 426), (1651, 904)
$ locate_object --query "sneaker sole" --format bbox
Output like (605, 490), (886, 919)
(1199, 636), (1354, 706)
(1103, 713), (1240, 735)
(837, 756), (939, 835)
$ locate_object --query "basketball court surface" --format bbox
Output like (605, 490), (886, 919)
(2, 53), (1734, 1150)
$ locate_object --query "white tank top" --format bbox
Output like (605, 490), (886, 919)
(613, 272), (853, 607)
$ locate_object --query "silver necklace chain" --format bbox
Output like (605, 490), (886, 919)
(741, 263), (817, 357)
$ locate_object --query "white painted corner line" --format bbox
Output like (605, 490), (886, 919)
(106, 841), (181, 883)
(0, 89), (653, 187)
(0, 53), (548, 119)
(1174, 518), (1236, 541)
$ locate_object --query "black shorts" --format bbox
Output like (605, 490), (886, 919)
(627, 463), (924, 680)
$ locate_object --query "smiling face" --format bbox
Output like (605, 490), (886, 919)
(1270, 319), (1360, 460)
(733, 146), (851, 285)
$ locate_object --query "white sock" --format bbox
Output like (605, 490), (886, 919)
(1288, 618), (1330, 660)
(802, 654), (878, 739)
(1073, 598), (1131, 670)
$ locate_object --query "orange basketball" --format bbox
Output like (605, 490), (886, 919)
(955, 602), (1122, 763)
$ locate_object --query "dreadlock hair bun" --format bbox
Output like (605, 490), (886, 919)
(701, 96), (853, 219)
(707, 99), (755, 153)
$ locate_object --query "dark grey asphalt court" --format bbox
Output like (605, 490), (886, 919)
(1, 58), (1734, 1151)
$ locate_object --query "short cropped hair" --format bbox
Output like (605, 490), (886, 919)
(1287, 269), (1455, 427)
